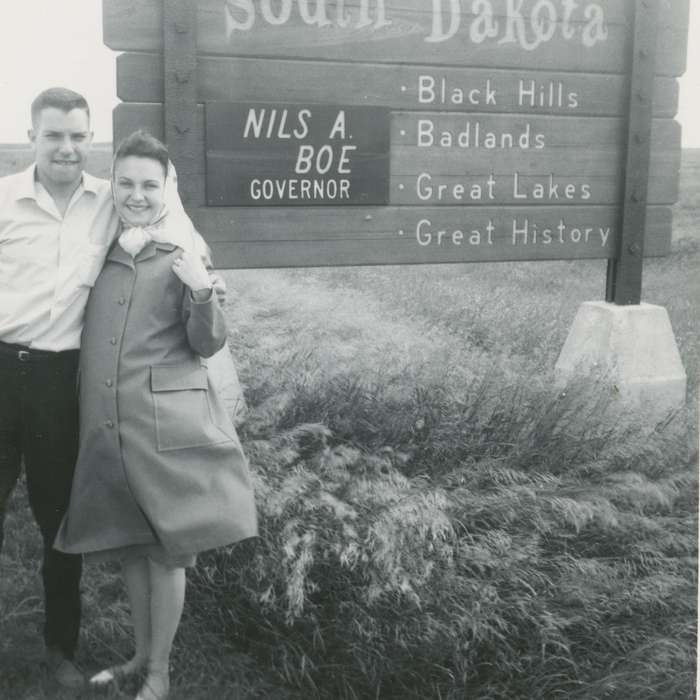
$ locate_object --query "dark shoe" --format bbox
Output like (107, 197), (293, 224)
(46, 649), (85, 689)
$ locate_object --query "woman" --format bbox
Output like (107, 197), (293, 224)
(55, 130), (257, 700)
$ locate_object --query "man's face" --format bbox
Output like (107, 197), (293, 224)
(29, 107), (92, 189)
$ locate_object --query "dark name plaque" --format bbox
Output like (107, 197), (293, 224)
(205, 102), (390, 206)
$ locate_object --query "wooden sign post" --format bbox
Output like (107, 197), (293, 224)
(606, 0), (660, 305)
(104, 0), (690, 413)
(163, 0), (198, 206)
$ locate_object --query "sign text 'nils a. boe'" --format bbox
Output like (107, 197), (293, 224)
(206, 103), (390, 206)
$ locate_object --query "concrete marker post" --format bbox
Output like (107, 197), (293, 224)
(554, 301), (686, 417)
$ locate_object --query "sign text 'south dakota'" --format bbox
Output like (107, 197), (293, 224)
(412, 218), (611, 247)
(224, 0), (609, 49)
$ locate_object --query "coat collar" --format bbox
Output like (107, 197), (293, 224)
(107, 240), (179, 268)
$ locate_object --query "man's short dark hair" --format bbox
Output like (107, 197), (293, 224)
(113, 130), (169, 176)
(31, 87), (90, 127)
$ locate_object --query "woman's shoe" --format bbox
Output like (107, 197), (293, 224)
(89, 657), (147, 687)
(134, 668), (170, 700)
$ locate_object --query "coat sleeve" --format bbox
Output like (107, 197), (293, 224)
(182, 289), (228, 358)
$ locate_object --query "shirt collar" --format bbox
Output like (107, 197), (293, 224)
(81, 171), (101, 195)
(14, 164), (99, 201)
(15, 165), (40, 201)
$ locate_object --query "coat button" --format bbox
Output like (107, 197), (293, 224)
(110, 337), (117, 345)
(106, 379), (113, 387)
(105, 419), (114, 428)
(118, 297), (126, 305)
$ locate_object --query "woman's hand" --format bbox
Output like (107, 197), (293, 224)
(208, 272), (227, 307)
(172, 251), (212, 299)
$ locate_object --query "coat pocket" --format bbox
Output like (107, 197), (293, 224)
(151, 364), (233, 451)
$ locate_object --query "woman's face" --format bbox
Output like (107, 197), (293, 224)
(113, 155), (166, 227)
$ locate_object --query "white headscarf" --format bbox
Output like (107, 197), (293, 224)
(114, 160), (208, 259)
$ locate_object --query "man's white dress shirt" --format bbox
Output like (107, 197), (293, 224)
(0, 165), (118, 351)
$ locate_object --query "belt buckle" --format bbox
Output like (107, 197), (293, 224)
(17, 350), (30, 362)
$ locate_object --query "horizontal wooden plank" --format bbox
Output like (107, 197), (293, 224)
(392, 137), (680, 180)
(392, 114), (680, 149)
(189, 204), (671, 268)
(389, 116), (680, 187)
(104, 0), (688, 75)
(104, 0), (691, 34)
(216, 0), (690, 27)
(392, 145), (679, 177)
(193, 204), (671, 245)
(117, 53), (680, 118)
(389, 174), (677, 206)
(209, 154), (679, 204)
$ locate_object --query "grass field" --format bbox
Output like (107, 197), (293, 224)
(0, 147), (697, 699)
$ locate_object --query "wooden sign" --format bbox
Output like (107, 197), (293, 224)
(205, 103), (390, 206)
(105, 0), (690, 303)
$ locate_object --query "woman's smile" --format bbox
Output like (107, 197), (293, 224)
(126, 203), (150, 213)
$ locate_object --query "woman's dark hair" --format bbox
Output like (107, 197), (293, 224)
(113, 130), (169, 175)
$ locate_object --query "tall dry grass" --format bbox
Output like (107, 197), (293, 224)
(185, 208), (696, 697)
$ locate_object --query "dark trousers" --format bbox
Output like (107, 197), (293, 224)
(0, 343), (82, 659)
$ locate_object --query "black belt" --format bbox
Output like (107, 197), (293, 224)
(0, 341), (79, 363)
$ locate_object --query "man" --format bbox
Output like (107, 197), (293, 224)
(0, 87), (114, 688)
(0, 87), (224, 689)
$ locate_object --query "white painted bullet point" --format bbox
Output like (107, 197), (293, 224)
(398, 183), (404, 190)
(400, 129), (406, 136)
(399, 230), (404, 235)
(401, 85), (407, 92)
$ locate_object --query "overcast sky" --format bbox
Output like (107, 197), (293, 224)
(0, 0), (698, 145)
